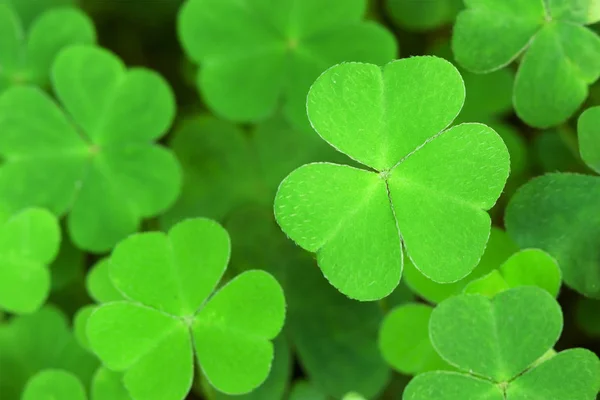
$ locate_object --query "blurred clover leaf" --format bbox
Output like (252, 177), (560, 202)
(0, 3), (95, 92)
(22, 369), (86, 400)
(86, 218), (286, 400)
(274, 57), (510, 301)
(288, 381), (328, 400)
(177, 0), (397, 127)
(91, 367), (132, 400)
(379, 303), (451, 376)
(160, 115), (346, 229)
(404, 286), (600, 400)
(286, 257), (390, 398)
(0, 207), (60, 314)
(453, 0), (600, 128)
(464, 249), (562, 298)
(0, 0), (76, 27)
(403, 227), (519, 304)
(506, 106), (600, 298)
(386, 0), (463, 32)
(0, 45), (182, 253)
(0, 305), (98, 400)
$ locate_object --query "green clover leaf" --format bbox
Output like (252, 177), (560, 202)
(289, 381), (328, 400)
(0, 208), (60, 314)
(379, 303), (451, 376)
(274, 57), (510, 301)
(0, 3), (95, 92)
(403, 227), (519, 304)
(177, 0), (397, 126)
(0, 305), (98, 400)
(506, 106), (600, 298)
(386, 0), (463, 32)
(0, 45), (181, 252)
(452, 0), (600, 128)
(86, 218), (286, 399)
(90, 367), (132, 400)
(286, 258), (390, 398)
(22, 369), (86, 400)
(464, 249), (562, 298)
(579, 106), (600, 173)
(0, 0), (76, 27)
(160, 115), (346, 229)
(404, 287), (600, 400)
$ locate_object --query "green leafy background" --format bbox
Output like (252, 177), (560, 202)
(0, 0), (599, 399)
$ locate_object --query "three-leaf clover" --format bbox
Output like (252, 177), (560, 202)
(274, 56), (510, 301)
(177, 0), (397, 127)
(452, 0), (600, 128)
(86, 218), (286, 400)
(0, 45), (182, 252)
(403, 286), (600, 400)
(505, 106), (600, 298)
(0, 2), (95, 91)
(0, 207), (60, 314)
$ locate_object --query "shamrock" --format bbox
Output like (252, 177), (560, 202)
(403, 286), (600, 400)
(0, 305), (99, 400)
(86, 218), (286, 400)
(274, 56), (510, 301)
(505, 106), (600, 298)
(22, 370), (86, 400)
(0, 2), (95, 92)
(463, 248), (562, 298)
(0, 208), (60, 314)
(452, 0), (600, 128)
(0, 45), (182, 252)
(177, 0), (397, 127)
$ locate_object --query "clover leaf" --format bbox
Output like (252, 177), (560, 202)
(0, 45), (181, 252)
(0, 0), (76, 27)
(0, 207), (60, 314)
(286, 257), (390, 398)
(404, 286), (600, 400)
(386, 0), (463, 32)
(403, 228), (519, 304)
(0, 305), (98, 400)
(23, 369), (86, 400)
(177, 0), (397, 127)
(453, 0), (600, 128)
(274, 57), (510, 301)
(379, 303), (451, 376)
(505, 106), (600, 298)
(0, 3), (95, 92)
(289, 381), (328, 400)
(213, 336), (291, 400)
(160, 115), (346, 229)
(86, 218), (286, 400)
(91, 368), (132, 400)
(464, 249), (562, 298)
